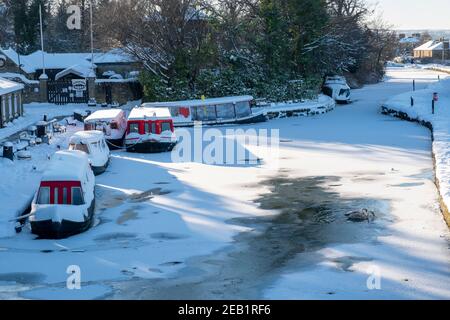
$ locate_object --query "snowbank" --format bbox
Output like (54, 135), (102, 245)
(383, 78), (450, 226)
(254, 94), (335, 118)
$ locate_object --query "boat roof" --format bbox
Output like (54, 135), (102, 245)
(85, 109), (124, 122)
(41, 150), (90, 182)
(69, 130), (105, 144)
(142, 95), (254, 108)
(128, 107), (172, 120)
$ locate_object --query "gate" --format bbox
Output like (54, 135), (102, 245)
(47, 80), (89, 105)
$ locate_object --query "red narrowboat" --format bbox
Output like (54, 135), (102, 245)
(125, 107), (177, 153)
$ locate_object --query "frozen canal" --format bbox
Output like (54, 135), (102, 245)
(0, 67), (449, 299)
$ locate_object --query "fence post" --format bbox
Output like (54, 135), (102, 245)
(39, 74), (48, 103)
(432, 100), (435, 115)
(411, 96), (414, 107)
(413, 79), (416, 91)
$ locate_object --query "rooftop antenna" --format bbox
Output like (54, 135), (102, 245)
(39, 4), (47, 79)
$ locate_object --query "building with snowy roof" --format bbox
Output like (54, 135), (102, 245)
(414, 40), (450, 61)
(0, 48), (140, 81)
(0, 77), (24, 128)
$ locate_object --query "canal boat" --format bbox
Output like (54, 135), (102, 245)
(322, 76), (351, 104)
(29, 150), (95, 239)
(69, 131), (110, 175)
(84, 109), (127, 149)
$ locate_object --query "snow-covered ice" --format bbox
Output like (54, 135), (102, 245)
(0, 67), (449, 300)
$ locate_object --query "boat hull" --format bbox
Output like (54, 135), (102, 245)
(92, 158), (110, 176)
(30, 200), (95, 239)
(126, 141), (177, 153)
(106, 137), (124, 150)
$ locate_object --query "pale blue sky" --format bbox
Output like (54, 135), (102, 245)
(374, 0), (450, 30)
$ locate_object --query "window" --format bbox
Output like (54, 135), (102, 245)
(144, 122), (150, 133)
(151, 122), (156, 133)
(62, 188), (68, 205)
(37, 187), (50, 205)
(72, 187), (84, 205)
(161, 122), (172, 133)
(129, 123), (140, 133)
(69, 143), (90, 154)
(110, 122), (118, 130)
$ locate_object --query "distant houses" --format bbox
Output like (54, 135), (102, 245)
(413, 40), (450, 61)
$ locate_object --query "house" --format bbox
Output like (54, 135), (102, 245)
(414, 40), (450, 61)
(0, 77), (24, 128)
(0, 48), (141, 81)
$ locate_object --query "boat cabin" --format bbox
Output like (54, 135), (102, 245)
(125, 107), (177, 153)
(29, 150), (96, 239)
(142, 96), (266, 127)
(84, 109), (127, 148)
(69, 131), (110, 175)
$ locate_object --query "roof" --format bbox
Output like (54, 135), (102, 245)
(41, 150), (90, 182)
(55, 64), (94, 80)
(69, 131), (105, 145)
(85, 109), (124, 122)
(0, 48), (137, 74)
(414, 40), (445, 51)
(0, 77), (24, 95)
(128, 107), (172, 120)
(143, 96), (254, 108)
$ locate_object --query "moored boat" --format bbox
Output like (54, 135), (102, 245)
(29, 150), (96, 239)
(69, 131), (110, 175)
(142, 96), (267, 127)
(84, 109), (127, 149)
(125, 107), (177, 153)
(322, 76), (351, 104)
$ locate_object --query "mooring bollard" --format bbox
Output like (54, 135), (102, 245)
(413, 79), (416, 91)
(3, 142), (14, 161)
(432, 99), (435, 115)
(411, 96), (414, 107)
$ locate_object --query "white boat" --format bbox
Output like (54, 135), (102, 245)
(142, 96), (267, 127)
(84, 109), (127, 149)
(29, 150), (95, 239)
(125, 107), (178, 153)
(69, 131), (110, 175)
(322, 76), (351, 103)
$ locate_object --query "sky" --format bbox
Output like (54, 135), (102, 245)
(373, 0), (450, 30)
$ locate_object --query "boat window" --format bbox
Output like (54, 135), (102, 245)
(235, 102), (251, 117)
(91, 142), (100, 150)
(72, 187), (84, 205)
(37, 187), (50, 205)
(62, 187), (68, 205)
(129, 123), (140, 134)
(161, 122), (172, 133)
(145, 122), (151, 133)
(69, 143), (90, 154)
(110, 122), (118, 130)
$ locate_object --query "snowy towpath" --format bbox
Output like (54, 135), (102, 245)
(0, 67), (449, 300)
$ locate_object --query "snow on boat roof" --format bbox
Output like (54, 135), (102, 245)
(41, 150), (90, 182)
(143, 95), (254, 108)
(128, 107), (172, 120)
(85, 109), (124, 122)
(69, 131), (105, 144)
(0, 77), (24, 95)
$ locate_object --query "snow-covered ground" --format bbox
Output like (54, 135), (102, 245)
(0, 67), (449, 300)
(383, 75), (450, 227)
